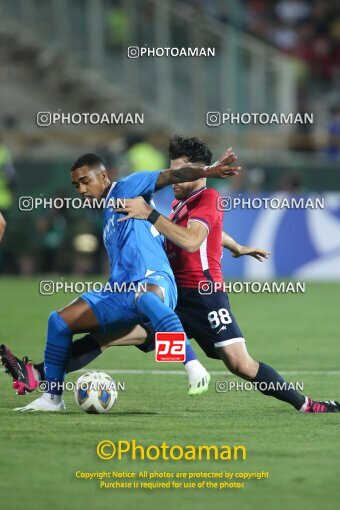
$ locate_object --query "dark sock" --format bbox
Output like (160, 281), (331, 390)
(34, 362), (45, 380)
(66, 334), (102, 373)
(34, 334), (102, 379)
(253, 362), (305, 410)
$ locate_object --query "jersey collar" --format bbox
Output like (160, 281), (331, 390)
(172, 186), (207, 217)
(103, 182), (117, 207)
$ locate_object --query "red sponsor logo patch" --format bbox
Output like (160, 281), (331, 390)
(155, 332), (186, 362)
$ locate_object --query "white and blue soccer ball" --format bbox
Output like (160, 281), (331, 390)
(74, 371), (118, 414)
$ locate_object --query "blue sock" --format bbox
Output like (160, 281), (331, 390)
(184, 339), (197, 364)
(135, 292), (198, 364)
(44, 311), (72, 395)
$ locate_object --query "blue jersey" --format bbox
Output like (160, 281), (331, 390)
(102, 171), (174, 284)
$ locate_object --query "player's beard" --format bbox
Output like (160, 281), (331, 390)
(174, 191), (185, 200)
(173, 186), (190, 201)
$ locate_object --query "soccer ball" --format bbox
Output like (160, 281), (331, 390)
(74, 371), (118, 414)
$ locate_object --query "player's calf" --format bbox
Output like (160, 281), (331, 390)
(216, 343), (340, 413)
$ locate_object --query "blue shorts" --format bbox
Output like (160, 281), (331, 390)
(81, 272), (177, 334)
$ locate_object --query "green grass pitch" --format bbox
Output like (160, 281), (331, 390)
(0, 278), (339, 510)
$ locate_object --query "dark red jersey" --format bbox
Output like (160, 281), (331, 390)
(166, 187), (224, 288)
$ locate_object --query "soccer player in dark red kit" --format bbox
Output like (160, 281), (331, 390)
(114, 135), (340, 413)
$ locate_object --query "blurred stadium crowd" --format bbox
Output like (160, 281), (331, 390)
(190, 0), (340, 83)
(105, 0), (340, 120)
(186, 0), (340, 153)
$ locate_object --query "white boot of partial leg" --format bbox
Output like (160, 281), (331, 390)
(185, 360), (211, 396)
(299, 396), (309, 413)
(14, 394), (66, 412)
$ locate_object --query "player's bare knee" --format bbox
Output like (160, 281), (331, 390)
(56, 308), (70, 325)
(136, 284), (164, 303)
(47, 311), (67, 331)
(51, 308), (77, 332)
(146, 283), (164, 301)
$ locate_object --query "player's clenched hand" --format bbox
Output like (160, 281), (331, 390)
(115, 196), (152, 222)
(205, 147), (241, 179)
(232, 245), (271, 262)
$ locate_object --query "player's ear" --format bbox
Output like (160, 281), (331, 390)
(101, 169), (109, 183)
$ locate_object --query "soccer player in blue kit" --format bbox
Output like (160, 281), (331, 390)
(11, 148), (240, 411)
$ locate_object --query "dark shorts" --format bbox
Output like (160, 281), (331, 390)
(138, 288), (245, 359)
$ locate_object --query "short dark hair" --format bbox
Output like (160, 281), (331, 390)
(70, 153), (105, 172)
(168, 135), (212, 165)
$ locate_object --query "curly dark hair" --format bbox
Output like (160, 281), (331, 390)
(168, 135), (212, 165)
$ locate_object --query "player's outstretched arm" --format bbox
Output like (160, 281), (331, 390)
(115, 197), (208, 252)
(222, 231), (270, 262)
(155, 147), (241, 190)
(0, 212), (6, 243)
